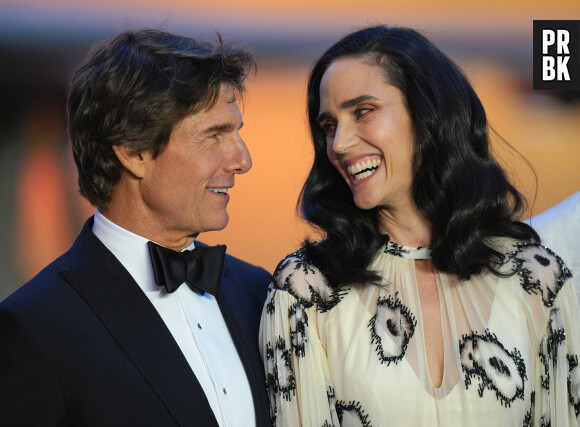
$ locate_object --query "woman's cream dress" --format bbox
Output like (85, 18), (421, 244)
(260, 239), (580, 426)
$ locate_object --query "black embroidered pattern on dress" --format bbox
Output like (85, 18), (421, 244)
(567, 354), (580, 416)
(541, 307), (580, 417)
(539, 345), (550, 390)
(327, 385), (335, 404)
(508, 243), (572, 308)
(308, 285), (348, 313)
(460, 329), (527, 407)
(273, 249), (319, 281)
(265, 296), (276, 315)
(265, 336), (296, 404)
(267, 386), (278, 427)
(523, 391), (535, 427)
(321, 386), (337, 427)
(540, 415), (551, 427)
(272, 249), (348, 313)
(335, 400), (372, 427)
(369, 293), (417, 365)
(546, 308), (566, 365)
(534, 254), (551, 267)
(288, 301), (309, 357)
(384, 241), (410, 257)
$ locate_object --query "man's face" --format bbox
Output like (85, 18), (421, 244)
(139, 84), (251, 244)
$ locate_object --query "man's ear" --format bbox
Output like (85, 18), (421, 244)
(112, 144), (151, 178)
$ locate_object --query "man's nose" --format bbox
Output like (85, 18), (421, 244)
(227, 134), (252, 174)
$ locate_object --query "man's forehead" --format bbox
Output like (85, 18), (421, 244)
(205, 84), (239, 113)
(220, 82), (238, 102)
(182, 98), (241, 132)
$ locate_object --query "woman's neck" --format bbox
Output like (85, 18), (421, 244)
(378, 204), (432, 247)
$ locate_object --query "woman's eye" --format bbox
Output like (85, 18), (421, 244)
(354, 108), (372, 119)
(321, 123), (336, 136)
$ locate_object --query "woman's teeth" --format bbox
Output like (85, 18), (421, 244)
(354, 169), (375, 180)
(347, 158), (381, 180)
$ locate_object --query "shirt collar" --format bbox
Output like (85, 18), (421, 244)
(92, 209), (196, 294)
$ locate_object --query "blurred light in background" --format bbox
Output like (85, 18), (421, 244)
(1, 0), (579, 299)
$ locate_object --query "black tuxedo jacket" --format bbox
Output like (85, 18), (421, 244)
(0, 218), (271, 426)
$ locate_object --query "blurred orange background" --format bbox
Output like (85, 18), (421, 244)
(0, 0), (579, 299)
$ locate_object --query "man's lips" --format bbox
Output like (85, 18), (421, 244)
(207, 187), (231, 194)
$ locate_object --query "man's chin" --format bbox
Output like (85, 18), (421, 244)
(197, 214), (230, 234)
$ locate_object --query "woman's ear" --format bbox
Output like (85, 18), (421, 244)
(112, 144), (151, 178)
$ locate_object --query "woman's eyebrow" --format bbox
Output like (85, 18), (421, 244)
(317, 95), (379, 124)
(339, 95), (379, 109)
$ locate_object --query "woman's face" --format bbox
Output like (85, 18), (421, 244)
(318, 57), (415, 212)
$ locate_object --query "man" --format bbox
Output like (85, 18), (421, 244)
(0, 29), (271, 426)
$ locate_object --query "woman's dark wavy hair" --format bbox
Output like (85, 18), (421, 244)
(301, 24), (539, 285)
(67, 29), (254, 209)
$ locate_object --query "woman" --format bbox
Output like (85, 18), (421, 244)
(260, 25), (580, 426)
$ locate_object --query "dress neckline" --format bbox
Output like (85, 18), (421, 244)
(384, 241), (432, 260)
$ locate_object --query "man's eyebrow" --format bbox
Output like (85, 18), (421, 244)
(317, 95), (379, 124)
(204, 121), (243, 134)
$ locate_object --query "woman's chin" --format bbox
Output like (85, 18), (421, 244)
(353, 197), (377, 211)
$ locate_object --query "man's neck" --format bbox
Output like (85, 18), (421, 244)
(99, 204), (197, 252)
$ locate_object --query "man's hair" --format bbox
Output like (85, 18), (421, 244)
(66, 29), (255, 209)
(300, 25), (538, 285)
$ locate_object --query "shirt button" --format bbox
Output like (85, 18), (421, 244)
(197, 323), (202, 330)
(223, 388), (227, 395)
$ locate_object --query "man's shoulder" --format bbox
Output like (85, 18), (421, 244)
(196, 241), (271, 283)
(196, 244), (272, 325)
(2, 251), (72, 306)
(0, 251), (80, 334)
(223, 252), (270, 280)
(221, 252), (271, 302)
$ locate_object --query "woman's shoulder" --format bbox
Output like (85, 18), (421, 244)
(270, 248), (348, 312)
(272, 248), (317, 284)
(491, 237), (573, 308)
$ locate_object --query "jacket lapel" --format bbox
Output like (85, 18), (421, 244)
(62, 219), (219, 427)
(216, 275), (270, 427)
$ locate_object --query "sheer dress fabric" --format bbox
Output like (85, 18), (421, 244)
(259, 238), (580, 426)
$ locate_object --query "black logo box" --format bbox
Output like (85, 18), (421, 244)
(533, 20), (580, 91)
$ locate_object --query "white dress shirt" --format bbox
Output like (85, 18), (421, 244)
(92, 210), (255, 427)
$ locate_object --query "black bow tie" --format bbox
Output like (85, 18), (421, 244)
(147, 241), (226, 295)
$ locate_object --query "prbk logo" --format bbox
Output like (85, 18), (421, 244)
(533, 20), (580, 90)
